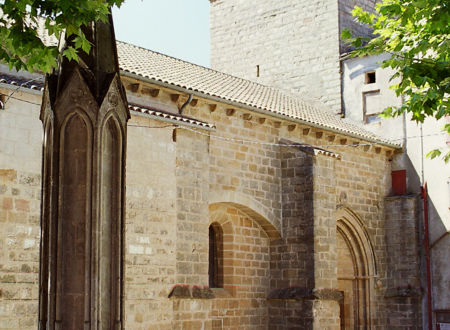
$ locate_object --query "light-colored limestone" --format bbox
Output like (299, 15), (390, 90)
(0, 81), (403, 328)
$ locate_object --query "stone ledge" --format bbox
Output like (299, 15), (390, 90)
(168, 284), (214, 299)
(267, 287), (343, 301)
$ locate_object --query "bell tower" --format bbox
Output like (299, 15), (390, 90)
(210, 0), (378, 114)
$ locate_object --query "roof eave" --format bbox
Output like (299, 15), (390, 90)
(120, 70), (402, 150)
(0, 82), (44, 96)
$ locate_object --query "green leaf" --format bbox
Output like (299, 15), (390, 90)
(444, 152), (450, 163)
(380, 107), (394, 118)
(344, 0), (449, 162)
(426, 149), (441, 159)
(443, 123), (450, 134)
(63, 46), (78, 62)
(379, 4), (401, 16)
(412, 0), (428, 9)
(341, 28), (353, 40)
(0, 0), (124, 72)
(73, 33), (92, 54)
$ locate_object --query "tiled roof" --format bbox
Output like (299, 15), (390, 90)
(1, 38), (399, 147)
(117, 41), (399, 147)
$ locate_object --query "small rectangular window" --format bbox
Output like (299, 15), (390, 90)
(365, 71), (376, 84)
(362, 90), (381, 124)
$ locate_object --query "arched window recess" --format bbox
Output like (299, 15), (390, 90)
(209, 222), (223, 288)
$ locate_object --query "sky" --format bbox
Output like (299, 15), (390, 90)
(112, 0), (211, 67)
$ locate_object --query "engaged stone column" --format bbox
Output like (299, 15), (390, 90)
(38, 15), (129, 329)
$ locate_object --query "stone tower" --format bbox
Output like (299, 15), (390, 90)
(210, 0), (378, 114)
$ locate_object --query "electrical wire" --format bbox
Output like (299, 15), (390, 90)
(130, 122), (446, 149)
(1, 92), (447, 150)
(0, 93), (42, 106)
(2, 77), (44, 105)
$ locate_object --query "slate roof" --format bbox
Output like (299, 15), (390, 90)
(130, 104), (215, 130)
(0, 75), (44, 92)
(117, 41), (399, 147)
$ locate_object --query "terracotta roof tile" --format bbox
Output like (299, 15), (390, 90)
(117, 41), (399, 147)
(1, 38), (399, 147)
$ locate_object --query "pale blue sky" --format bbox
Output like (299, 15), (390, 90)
(112, 0), (210, 67)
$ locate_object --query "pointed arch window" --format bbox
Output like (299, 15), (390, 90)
(209, 223), (223, 288)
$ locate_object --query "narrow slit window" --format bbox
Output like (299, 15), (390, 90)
(256, 65), (260, 78)
(209, 223), (223, 288)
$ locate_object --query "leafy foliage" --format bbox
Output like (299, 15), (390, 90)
(342, 0), (450, 161)
(0, 0), (125, 73)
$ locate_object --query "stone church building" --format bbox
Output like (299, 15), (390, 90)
(1, 0), (448, 329)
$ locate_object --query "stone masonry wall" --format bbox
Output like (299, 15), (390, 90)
(276, 146), (315, 289)
(171, 128), (212, 330)
(333, 141), (391, 329)
(268, 147), (316, 329)
(0, 79), (421, 329)
(338, 0), (380, 53)
(267, 146), (340, 329)
(209, 204), (271, 329)
(0, 90), (42, 329)
(123, 114), (178, 328)
(210, 0), (342, 113)
(384, 196), (422, 329)
(175, 128), (210, 287)
(205, 103), (282, 234)
(185, 96), (396, 328)
(313, 154), (338, 292)
(210, 0), (382, 112)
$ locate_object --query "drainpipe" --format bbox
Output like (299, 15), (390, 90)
(421, 182), (433, 330)
(179, 93), (193, 114)
(420, 123), (425, 184)
(339, 58), (345, 118)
